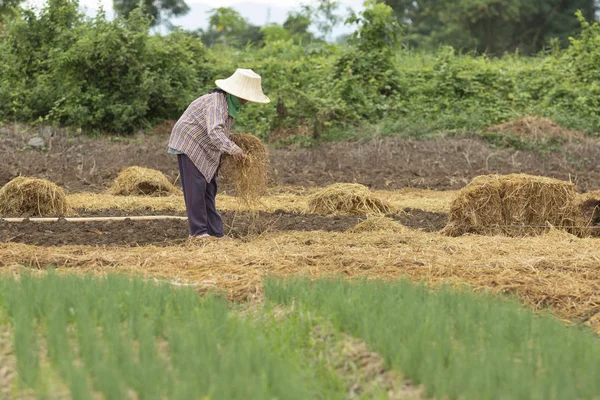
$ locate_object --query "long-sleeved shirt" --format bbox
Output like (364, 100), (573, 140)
(168, 92), (241, 181)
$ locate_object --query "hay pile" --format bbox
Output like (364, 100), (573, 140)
(110, 167), (181, 197)
(441, 174), (585, 237)
(485, 116), (582, 142)
(347, 216), (406, 233)
(576, 191), (600, 236)
(308, 183), (391, 215)
(220, 133), (269, 205)
(0, 177), (68, 216)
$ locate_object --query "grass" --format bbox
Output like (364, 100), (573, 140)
(1, 274), (599, 398)
(265, 277), (600, 400)
(0, 274), (350, 399)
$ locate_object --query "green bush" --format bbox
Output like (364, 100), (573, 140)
(1, 0), (600, 139)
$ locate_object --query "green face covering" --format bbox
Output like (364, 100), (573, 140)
(226, 93), (241, 119)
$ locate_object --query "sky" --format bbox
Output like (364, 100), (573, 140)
(25, 0), (367, 37)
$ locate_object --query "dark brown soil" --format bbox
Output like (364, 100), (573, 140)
(395, 208), (447, 232)
(0, 209), (447, 246)
(3, 124), (600, 193)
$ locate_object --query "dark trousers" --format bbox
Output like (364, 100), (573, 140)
(177, 154), (224, 237)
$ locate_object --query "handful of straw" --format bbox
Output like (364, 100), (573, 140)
(220, 133), (269, 207)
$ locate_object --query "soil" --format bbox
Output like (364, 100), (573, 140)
(0, 209), (447, 246)
(2, 124), (600, 193)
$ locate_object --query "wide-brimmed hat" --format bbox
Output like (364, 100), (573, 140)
(215, 69), (270, 104)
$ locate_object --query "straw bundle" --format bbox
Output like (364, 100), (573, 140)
(347, 216), (407, 233)
(441, 174), (585, 237)
(576, 190), (600, 236)
(220, 133), (269, 205)
(308, 183), (391, 215)
(485, 116), (582, 142)
(110, 167), (181, 197)
(0, 177), (68, 216)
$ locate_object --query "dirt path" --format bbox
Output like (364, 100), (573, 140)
(2, 124), (600, 193)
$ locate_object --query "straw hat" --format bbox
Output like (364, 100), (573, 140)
(215, 69), (270, 104)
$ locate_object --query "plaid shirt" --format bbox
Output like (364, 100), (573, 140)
(168, 92), (241, 181)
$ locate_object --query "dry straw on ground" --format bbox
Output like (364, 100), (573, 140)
(0, 177), (68, 217)
(308, 183), (392, 215)
(219, 133), (269, 206)
(347, 216), (407, 233)
(442, 174), (586, 237)
(485, 116), (583, 142)
(2, 227), (599, 324)
(110, 166), (181, 197)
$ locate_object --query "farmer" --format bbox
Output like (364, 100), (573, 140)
(168, 69), (270, 238)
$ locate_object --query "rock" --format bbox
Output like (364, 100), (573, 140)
(28, 137), (46, 149)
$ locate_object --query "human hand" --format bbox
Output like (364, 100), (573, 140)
(231, 148), (247, 163)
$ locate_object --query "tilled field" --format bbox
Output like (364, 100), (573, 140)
(1, 127), (600, 336)
(0, 209), (447, 246)
(3, 124), (600, 192)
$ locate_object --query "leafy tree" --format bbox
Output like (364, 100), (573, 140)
(199, 7), (263, 47)
(283, 10), (315, 42)
(283, 11), (311, 36)
(112, 0), (189, 27)
(333, 0), (404, 120)
(310, 0), (342, 41)
(0, 0), (23, 22)
(385, 0), (599, 55)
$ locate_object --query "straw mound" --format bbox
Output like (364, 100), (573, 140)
(220, 133), (269, 205)
(110, 167), (181, 197)
(485, 116), (582, 142)
(347, 216), (407, 233)
(308, 183), (391, 215)
(441, 174), (585, 237)
(576, 191), (600, 235)
(0, 177), (68, 216)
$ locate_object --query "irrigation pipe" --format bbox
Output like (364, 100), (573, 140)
(1, 216), (188, 223)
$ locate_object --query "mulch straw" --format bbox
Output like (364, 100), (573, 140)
(110, 166), (181, 197)
(2, 227), (599, 327)
(346, 216), (407, 233)
(219, 133), (269, 207)
(308, 183), (391, 215)
(0, 177), (68, 217)
(485, 115), (583, 142)
(442, 174), (586, 237)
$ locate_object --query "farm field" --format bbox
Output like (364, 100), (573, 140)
(1, 126), (600, 398)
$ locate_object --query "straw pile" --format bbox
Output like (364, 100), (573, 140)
(110, 167), (181, 197)
(576, 191), (600, 236)
(485, 116), (582, 142)
(0, 177), (68, 216)
(347, 216), (407, 233)
(220, 133), (269, 206)
(441, 174), (585, 237)
(308, 183), (391, 215)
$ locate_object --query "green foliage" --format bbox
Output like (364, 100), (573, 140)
(112, 0), (189, 27)
(385, 0), (598, 55)
(0, 0), (209, 132)
(265, 277), (600, 400)
(1, 0), (600, 142)
(199, 7), (263, 48)
(332, 1), (403, 120)
(0, 273), (347, 399)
